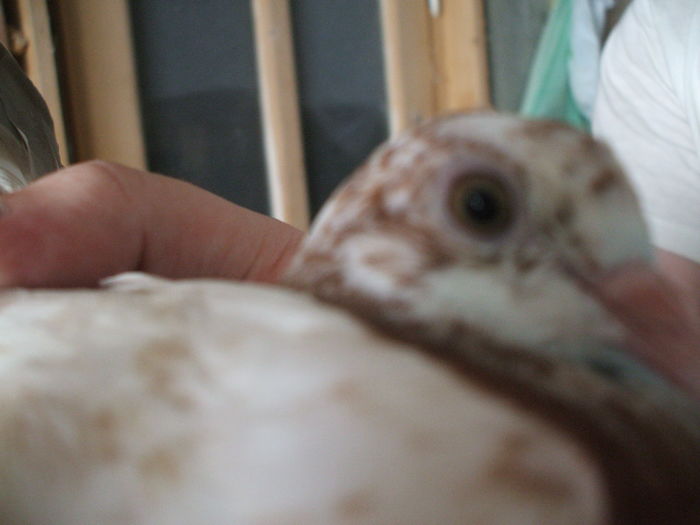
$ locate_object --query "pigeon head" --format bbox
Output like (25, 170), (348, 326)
(285, 113), (700, 516)
(286, 112), (651, 363)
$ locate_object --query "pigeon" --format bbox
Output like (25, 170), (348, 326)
(0, 43), (61, 191)
(0, 112), (698, 525)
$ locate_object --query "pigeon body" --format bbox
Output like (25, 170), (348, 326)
(0, 113), (698, 524)
(0, 275), (607, 525)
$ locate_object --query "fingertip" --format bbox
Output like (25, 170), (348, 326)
(246, 224), (305, 283)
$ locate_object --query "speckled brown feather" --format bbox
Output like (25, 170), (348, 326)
(285, 112), (700, 524)
(1, 112), (697, 524)
(289, 285), (700, 525)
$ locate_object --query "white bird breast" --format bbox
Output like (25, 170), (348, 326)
(0, 275), (607, 524)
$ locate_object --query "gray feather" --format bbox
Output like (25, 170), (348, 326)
(0, 42), (61, 190)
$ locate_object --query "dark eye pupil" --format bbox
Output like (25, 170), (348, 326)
(464, 188), (500, 224)
(450, 176), (513, 236)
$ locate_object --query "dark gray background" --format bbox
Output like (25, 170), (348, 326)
(129, 0), (547, 217)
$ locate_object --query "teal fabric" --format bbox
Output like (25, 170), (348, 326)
(520, 0), (589, 130)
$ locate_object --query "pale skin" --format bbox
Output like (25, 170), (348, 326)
(0, 161), (698, 400)
(0, 161), (303, 287)
(606, 249), (700, 400)
(656, 249), (700, 308)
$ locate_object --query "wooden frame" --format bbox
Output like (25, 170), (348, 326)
(51, 0), (146, 168)
(381, 0), (490, 136)
(252, 0), (310, 230)
(432, 0), (490, 113)
(380, 0), (435, 135)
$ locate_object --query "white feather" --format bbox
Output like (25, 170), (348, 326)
(0, 279), (606, 524)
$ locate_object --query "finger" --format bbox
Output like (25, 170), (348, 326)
(595, 266), (700, 401)
(0, 161), (303, 287)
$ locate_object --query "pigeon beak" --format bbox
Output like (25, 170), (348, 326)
(585, 263), (700, 402)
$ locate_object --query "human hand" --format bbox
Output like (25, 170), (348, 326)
(596, 266), (700, 403)
(0, 161), (304, 287)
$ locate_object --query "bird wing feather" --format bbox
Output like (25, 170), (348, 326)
(0, 277), (606, 525)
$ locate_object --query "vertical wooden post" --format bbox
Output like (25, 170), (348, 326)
(252, 0), (309, 230)
(431, 0), (490, 112)
(380, 0), (435, 137)
(52, 0), (146, 168)
(380, 0), (490, 136)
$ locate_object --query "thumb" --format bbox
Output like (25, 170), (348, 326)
(0, 161), (303, 287)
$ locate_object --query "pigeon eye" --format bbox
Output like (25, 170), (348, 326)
(450, 175), (513, 236)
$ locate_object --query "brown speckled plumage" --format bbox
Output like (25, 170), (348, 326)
(1, 112), (698, 524)
(287, 112), (700, 524)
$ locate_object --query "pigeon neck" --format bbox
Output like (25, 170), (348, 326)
(302, 284), (700, 525)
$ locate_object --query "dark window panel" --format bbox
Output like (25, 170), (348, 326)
(291, 0), (388, 215)
(129, 0), (269, 214)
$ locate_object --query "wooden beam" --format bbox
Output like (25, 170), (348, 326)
(431, 0), (490, 112)
(15, 0), (68, 163)
(380, 0), (490, 136)
(252, 0), (309, 230)
(380, 0), (435, 136)
(52, 0), (146, 168)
